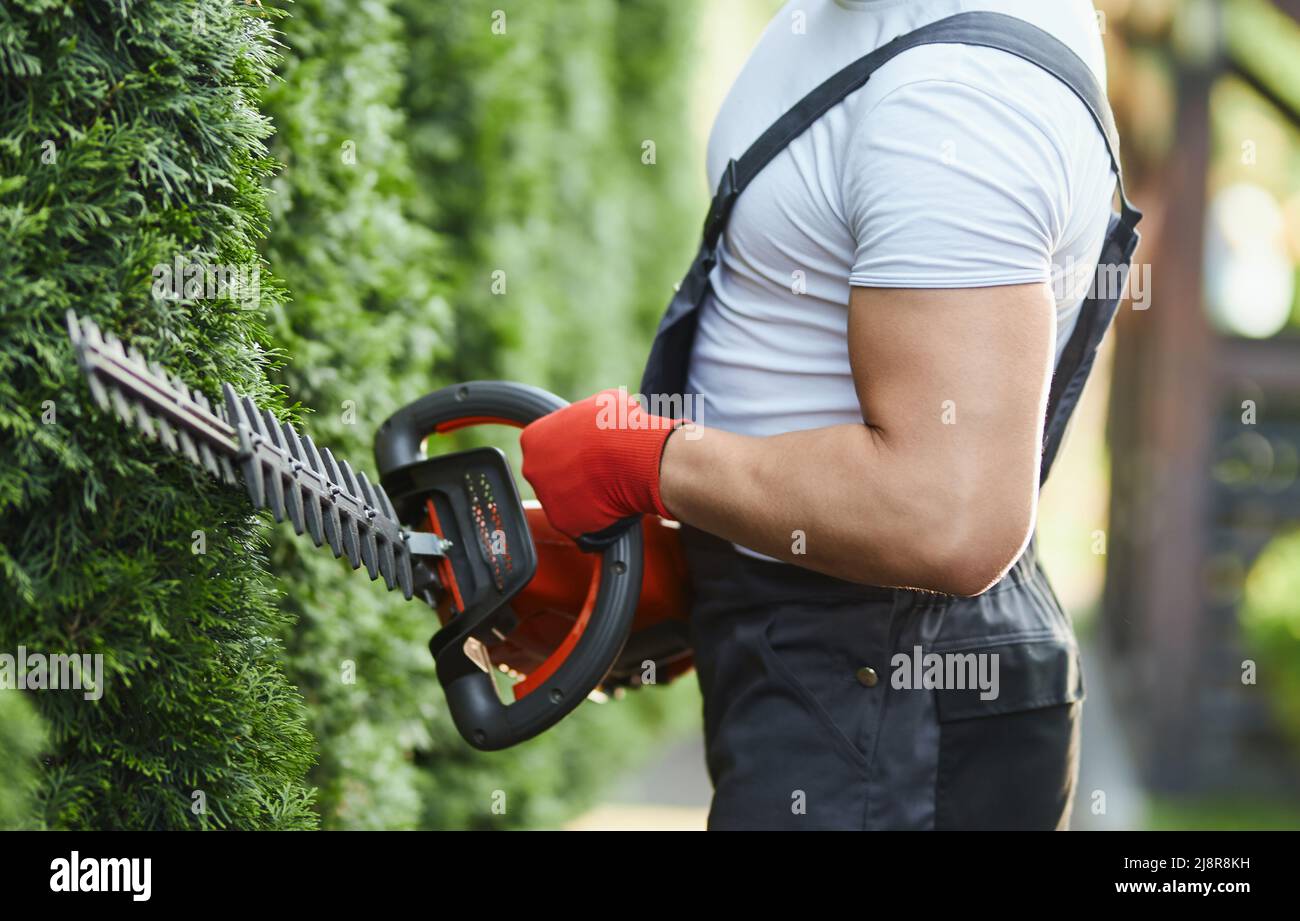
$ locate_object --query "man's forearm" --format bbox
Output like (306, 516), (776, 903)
(657, 421), (1032, 595)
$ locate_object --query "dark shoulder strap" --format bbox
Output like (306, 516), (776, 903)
(643, 9), (1143, 446)
(701, 10), (1140, 251)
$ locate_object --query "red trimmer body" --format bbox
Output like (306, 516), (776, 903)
(375, 381), (693, 750)
(487, 506), (693, 694)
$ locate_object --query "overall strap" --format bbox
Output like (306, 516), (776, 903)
(700, 10), (1139, 254)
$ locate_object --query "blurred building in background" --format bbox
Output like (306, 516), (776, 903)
(1097, 0), (1300, 804)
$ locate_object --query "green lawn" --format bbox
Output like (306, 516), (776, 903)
(1147, 796), (1300, 830)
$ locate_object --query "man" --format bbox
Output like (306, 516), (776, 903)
(521, 0), (1138, 829)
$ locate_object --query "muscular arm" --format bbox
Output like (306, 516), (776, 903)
(658, 282), (1056, 596)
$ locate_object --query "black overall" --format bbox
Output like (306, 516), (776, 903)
(639, 12), (1141, 830)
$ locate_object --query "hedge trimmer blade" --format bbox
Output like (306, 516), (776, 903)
(66, 310), (440, 600)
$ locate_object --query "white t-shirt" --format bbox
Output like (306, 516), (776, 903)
(686, 0), (1117, 440)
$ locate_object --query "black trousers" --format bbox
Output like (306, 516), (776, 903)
(682, 526), (1083, 831)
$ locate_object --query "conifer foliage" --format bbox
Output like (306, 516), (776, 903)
(0, 0), (701, 830)
(263, 0), (701, 830)
(0, 691), (44, 829)
(261, 0), (450, 829)
(0, 0), (316, 829)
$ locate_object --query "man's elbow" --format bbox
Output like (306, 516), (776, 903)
(929, 540), (1025, 597)
(919, 501), (1035, 598)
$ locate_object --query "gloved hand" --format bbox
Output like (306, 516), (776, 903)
(521, 388), (680, 546)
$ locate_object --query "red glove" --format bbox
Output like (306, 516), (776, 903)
(521, 388), (679, 545)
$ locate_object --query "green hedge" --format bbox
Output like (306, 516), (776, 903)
(397, 0), (702, 829)
(0, 690), (45, 829)
(399, 0), (699, 390)
(0, 0), (316, 829)
(0, 0), (700, 830)
(261, 0), (700, 829)
(260, 0), (450, 829)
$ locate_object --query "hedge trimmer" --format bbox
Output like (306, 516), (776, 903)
(66, 312), (691, 750)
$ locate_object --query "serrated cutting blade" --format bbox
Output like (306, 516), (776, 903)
(67, 311), (426, 600)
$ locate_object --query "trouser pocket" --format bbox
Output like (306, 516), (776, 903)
(929, 636), (1085, 830)
(936, 700), (1082, 830)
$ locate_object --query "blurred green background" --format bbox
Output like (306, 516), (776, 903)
(2, 0), (1299, 830)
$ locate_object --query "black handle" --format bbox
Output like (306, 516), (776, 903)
(375, 380), (566, 476)
(375, 381), (643, 751)
(435, 546), (642, 750)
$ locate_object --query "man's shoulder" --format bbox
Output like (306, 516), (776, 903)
(709, 1), (1108, 182)
(850, 5), (1105, 122)
(843, 11), (1109, 172)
